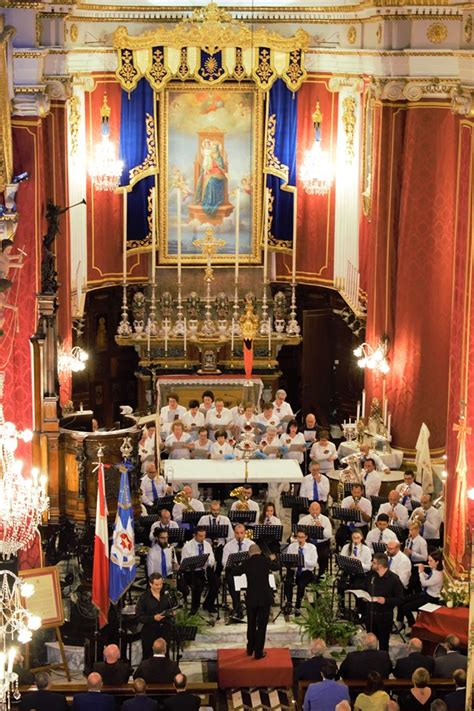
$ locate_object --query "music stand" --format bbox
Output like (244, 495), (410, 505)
(335, 554), (364, 576)
(372, 542), (387, 554)
(179, 553), (209, 571)
(370, 495), (388, 515)
(203, 525), (229, 541)
(331, 507), (362, 523)
(226, 552), (249, 568)
(135, 514), (160, 545)
(344, 483), (366, 498)
(253, 525), (283, 542)
(182, 511), (205, 528)
(279, 553), (299, 568)
(155, 495), (175, 512)
(166, 528), (187, 545)
(229, 510), (257, 525)
(293, 524), (325, 540)
(281, 495), (310, 510)
(389, 524), (405, 540)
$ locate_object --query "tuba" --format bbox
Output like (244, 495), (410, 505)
(230, 486), (249, 510)
(173, 490), (194, 511)
(338, 453), (363, 501)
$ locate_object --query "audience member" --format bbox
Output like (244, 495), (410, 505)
(13, 653), (34, 686)
(433, 636), (467, 677)
(398, 668), (435, 710)
(20, 672), (68, 711)
(122, 679), (157, 711)
(133, 639), (180, 684)
(430, 701), (447, 711)
(339, 633), (392, 680)
(163, 673), (201, 711)
(72, 673), (116, 711)
(93, 644), (131, 685)
(393, 638), (434, 678)
(354, 671), (390, 711)
(334, 703), (352, 711)
(443, 669), (467, 711)
(303, 658), (350, 711)
(294, 638), (330, 683)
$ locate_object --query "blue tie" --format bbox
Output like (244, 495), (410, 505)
(151, 479), (159, 503)
(297, 548), (304, 574)
(353, 546), (358, 557)
(313, 481), (319, 501)
(198, 543), (204, 556)
(388, 558), (392, 568)
(238, 541), (242, 552)
(161, 549), (167, 577)
(402, 495), (410, 506)
(420, 523), (425, 536)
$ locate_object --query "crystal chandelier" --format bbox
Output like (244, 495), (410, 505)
(300, 101), (334, 196)
(58, 345), (89, 374)
(0, 374), (49, 559)
(353, 339), (390, 375)
(88, 93), (123, 192)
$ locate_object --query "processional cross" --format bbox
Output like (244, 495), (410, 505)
(192, 228), (226, 281)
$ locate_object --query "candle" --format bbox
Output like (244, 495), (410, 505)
(234, 188), (240, 283)
(164, 319), (168, 354)
(268, 317), (271, 354)
(231, 318), (235, 353)
(356, 401), (360, 422)
(0, 652), (5, 680)
(383, 398), (388, 426)
(183, 317), (187, 354)
(151, 187), (156, 284)
(147, 321), (151, 355)
(291, 187), (297, 284)
(387, 413), (392, 439)
(7, 649), (15, 675)
(263, 188), (268, 283)
(177, 186), (182, 284)
(122, 190), (127, 284)
(361, 389), (366, 418)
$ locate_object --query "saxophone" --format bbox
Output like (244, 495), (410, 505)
(173, 490), (194, 511)
(230, 486), (250, 511)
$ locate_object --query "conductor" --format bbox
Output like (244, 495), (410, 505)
(237, 544), (279, 660)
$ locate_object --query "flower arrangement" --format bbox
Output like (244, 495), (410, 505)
(440, 579), (469, 608)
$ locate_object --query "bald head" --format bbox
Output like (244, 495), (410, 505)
(335, 703), (351, 711)
(87, 673), (103, 691)
(386, 540), (401, 556)
(388, 490), (400, 505)
(309, 502), (321, 517)
(364, 633), (378, 650)
(248, 544), (261, 557)
(133, 678), (147, 695)
(408, 638), (423, 653)
(103, 644), (120, 663)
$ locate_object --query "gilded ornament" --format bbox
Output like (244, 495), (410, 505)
(426, 23), (448, 44)
(342, 95), (356, 163)
(464, 14), (472, 44)
(239, 301), (259, 341)
(68, 94), (80, 156)
(0, 24), (14, 193)
(177, 47), (190, 80)
(375, 23), (382, 45)
(147, 47), (169, 88)
(129, 113), (157, 186)
(70, 23), (78, 43)
(265, 114), (288, 182)
(347, 26), (357, 45)
(233, 47), (246, 80)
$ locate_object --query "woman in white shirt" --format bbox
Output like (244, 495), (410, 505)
(309, 430), (337, 474)
(181, 399), (206, 440)
(279, 420), (306, 466)
(340, 530), (373, 573)
(206, 398), (233, 440)
(235, 402), (258, 436)
(258, 426), (281, 459)
(190, 427), (212, 459)
(165, 420), (192, 459)
(210, 429), (235, 460)
(397, 551), (443, 628)
(259, 502), (282, 526)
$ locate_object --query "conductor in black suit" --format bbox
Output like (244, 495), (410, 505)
(19, 671), (68, 711)
(237, 543), (279, 660)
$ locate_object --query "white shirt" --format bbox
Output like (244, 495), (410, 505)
(279, 432), (306, 464)
(259, 437), (281, 458)
(409, 506), (442, 540)
(260, 514), (282, 526)
(365, 527), (398, 551)
(387, 551), (411, 588)
(362, 470), (382, 498)
(236, 415), (258, 433)
(165, 432), (192, 459)
(147, 545), (174, 577)
(222, 537), (252, 568)
(287, 541), (318, 572)
(420, 568), (443, 598)
(191, 438), (212, 458)
(181, 538), (215, 569)
(181, 410), (206, 438)
(298, 513), (332, 542)
(299, 474), (330, 502)
(210, 441), (234, 460)
(378, 502), (410, 528)
(139, 435), (156, 462)
(230, 498), (260, 515)
(396, 482), (423, 511)
(206, 408), (233, 435)
(272, 400), (294, 421)
(160, 404), (186, 424)
(140, 475), (167, 507)
(198, 514), (232, 544)
(149, 519), (179, 543)
(340, 495), (372, 528)
(310, 441), (337, 472)
(340, 542), (372, 572)
(404, 534), (428, 563)
(360, 450), (388, 472)
(256, 413), (281, 432)
(172, 498), (204, 523)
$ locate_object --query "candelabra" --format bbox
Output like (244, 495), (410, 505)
(117, 284), (132, 336)
(286, 283), (301, 336)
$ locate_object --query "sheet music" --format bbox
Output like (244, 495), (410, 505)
(347, 588), (377, 602)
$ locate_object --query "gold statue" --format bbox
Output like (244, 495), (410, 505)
(239, 301), (258, 341)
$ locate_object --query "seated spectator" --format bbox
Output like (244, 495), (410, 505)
(433, 636), (467, 677)
(133, 638), (180, 684)
(393, 638), (434, 678)
(354, 671), (390, 711)
(398, 668), (435, 710)
(430, 702), (447, 711)
(339, 633), (392, 680)
(303, 659), (350, 711)
(93, 644), (131, 684)
(163, 673), (200, 711)
(335, 703), (352, 711)
(443, 669), (467, 711)
(122, 679), (157, 711)
(13, 653), (34, 686)
(72, 673), (116, 711)
(294, 638), (331, 683)
(19, 671), (68, 711)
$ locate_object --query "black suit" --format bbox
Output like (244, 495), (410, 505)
(122, 696), (158, 711)
(93, 660), (131, 685)
(20, 690), (69, 711)
(162, 691), (201, 711)
(433, 651), (468, 678)
(294, 656), (335, 683)
(393, 651), (434, 679)
(72, 691), (116, 711)
(339, 649), (393, 680)
(135, 589), (174, 659)
(364, 570), (404, 651)
(444, 688), (466, 711)
(238, 553), (279, 657)
(133, 655), (180, 684)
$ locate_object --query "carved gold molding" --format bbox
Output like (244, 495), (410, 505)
(426, 22), (448, 44)
(465, 14), (473, 43)
(342, 95), (357, 162)
(68, 93), (80, 155)
(0, 20), (15, 193)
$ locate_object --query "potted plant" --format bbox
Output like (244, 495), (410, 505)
(173, 608), (205, 643)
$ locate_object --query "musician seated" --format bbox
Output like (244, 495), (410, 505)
(181, 399), (206, 439)
(385, 540), (412, 589)
(190, 427), (212, 459)
(365, 513), (399, 552)
(279, 419), (306, 466)
(335, 483), (372, 548)
(408, 494), (442, 547)
(397, 551), (443, 630)
(206, 398), (233, 439)
(404, 522), (428, 592)
(230, 485), (260, 516)
(139, 425), (156, 472)
(298, 501), (332, 578)
(210, 429), (235, 460)
(395, 470), (423, 512)
(258, 426), (281, 459)
(256, 402), (281, 436)
(340, 530), (372, 573)
(361, 458), (382, 498)
(165, 420), (192, 460)
(140, 461), (172, 514)
(160, 392), (186, 427)
(272, 388), (294, 421)
(198, 500), (233, 568)
(172, 485), (204, 524)
(222, 523), (252, 619)
(309, 430), (337, 475)
(199, 389), (215, 417)
(359, 444), (390, 474)
(299, 461), (330, 511)
(147, 529), (177, 579)
(180, 526), (219, 614)
(378, 490), (410, 530)
(149, 509), (179, 544)
(257, 502), (282, 556)
(284, 530), (318, 613)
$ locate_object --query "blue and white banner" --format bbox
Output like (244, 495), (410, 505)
(109, 465), (136, 604)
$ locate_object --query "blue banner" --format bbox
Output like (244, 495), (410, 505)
(109, 465), (136, 604)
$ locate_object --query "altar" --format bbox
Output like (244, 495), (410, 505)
(157, 374), (265, 408)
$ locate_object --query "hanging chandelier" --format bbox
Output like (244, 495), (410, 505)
(58, 345), (89, 374)
(300, 101), (334, 196)
(0, 374), (49, 559)
(353, 339), (390, 375)
(88, 93), (123, 192)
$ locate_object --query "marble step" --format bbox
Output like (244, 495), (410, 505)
(181, 639), (310, 661)
(194, 620), (302, 645)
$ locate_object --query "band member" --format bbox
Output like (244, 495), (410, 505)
(257, 502), (282, 556)
(298, 501), (332, 577)
(336, 483), (372, 548)
(385, 540), (412, 589)
(299, 462), (330, 511)
(362, 458), (382, 498)
(222, 524), (252, 619)
(171, 485), (204, 524)
(165, 420), (193, 460)
(397, 551), (443, 628)
(140, 461), (172, 514)
(395, 470), (423, 512)
(190, 427), (212, 459)
(180, 526), (219, 614)
(365, 513), (399, 552)
(408, 494), (442, 547)
(230, 485), (260, 516)
(338, 530), (372, 595)
(378, 490), (410, 530)
(309, 430), (337, 475)
(198, 501), (232, 574)
(404, 522), (428, 593)
(149, 509), (179, 543)
(364, 553), (404, 651)
(206, 398), (233, 440)
(136, 573), (175, 658)
(284, 530), (318, 612)
(210, 430), (235, 460)
(237, 544), (279, 659)
(359, 444), (390, 474)
(279, 420), (306, 467)
(147, 530), (177, 579)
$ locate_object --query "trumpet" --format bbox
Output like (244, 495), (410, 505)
(173, 490), (194, 511)
(230, 486), (249, 511)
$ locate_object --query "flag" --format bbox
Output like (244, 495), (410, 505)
(92, 462), (109, 627)
(109, 465), (136, 604)
(415, 422), (434, 494)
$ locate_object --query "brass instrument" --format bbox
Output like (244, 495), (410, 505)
(230, 486), (250, 511)
(173, 490), (194, 511)
(244, 528), (253, 539)
(410, 508), (425, 526)
(338, 453), (363, 501)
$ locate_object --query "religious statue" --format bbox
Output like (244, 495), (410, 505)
(95, 316), (108, 351)
(41, 199), (85, 295)
(194, 139), (227, 216)
(0, 239), (24, 292)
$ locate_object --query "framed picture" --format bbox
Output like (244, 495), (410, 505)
(159, 84), (263, 265)
(21, 566), (64, 628)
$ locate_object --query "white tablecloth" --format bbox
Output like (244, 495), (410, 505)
(337, 441), (404, 470)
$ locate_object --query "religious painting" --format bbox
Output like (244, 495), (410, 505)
(159, 84), (263, 265)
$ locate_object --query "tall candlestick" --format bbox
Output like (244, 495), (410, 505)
(0, 652), (5, 680)
(387, 412), (392, 439)
(183, 317), (187, 353)
(122, 190), (127, 284)
(291, 187), (297, 284)
(231, 317), (235, 353)
(234, 188), (240, 283)
(151, 187), (156, 284)
(7, 649), (15, 675)
(383, 397), (388, 426)
(361, 389), (366, 418)
(268, 317), (271, 354)
(356, 401), (360, 422)
(263, 187), (269, 283)
(164, 319), (168, 354)
(147, 322), (151, 355)
(177, 186), (182, 284)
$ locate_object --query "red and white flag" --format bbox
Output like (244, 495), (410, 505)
(92, 462), (109, 627)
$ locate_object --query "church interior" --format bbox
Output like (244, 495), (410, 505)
(0, 0), (473, 709)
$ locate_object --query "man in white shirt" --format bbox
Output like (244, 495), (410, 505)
(181, 399), (206, 440)
(149, 508), (179, 544)
(310, 431), (337, 474)
(378, 490), (410, 531)
(272, 389), (294, 423)
(299, 462), (330, 510)
(404, 522), (428, 568)
(180, 526), (219, 614)
(198, 501), (232, 574)
(230, 486), (260, 518)
(298, 501), (332, 577)
(140, 461), (171, 513)
(147, 529), (177, 578)
(386, 540), (411, 588)
(365, 513), (399, 551)
(284, 530), (318, 612)
(359, 444), (390, 474)
(409, 494), (442, 546)
(362, 458), (382, 498)
(172, 485), (204, 523)
(395, 470), (423, 512)
(336, 483), (372, 548)
(222, 523), (252, 618)
(160, 393), (186, 426)
(206, 398), (234, 439)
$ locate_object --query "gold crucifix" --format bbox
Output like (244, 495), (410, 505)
(192, 228), (226, 281)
